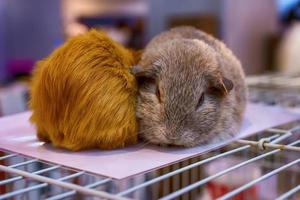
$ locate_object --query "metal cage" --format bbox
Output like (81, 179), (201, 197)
(1, 74), (300, 200)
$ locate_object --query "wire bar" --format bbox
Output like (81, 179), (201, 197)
(46, 178), (112, 200)
(237, 139), (300, 152)
(276, 185), (300, 200)
(266, 128), (289, 134)
(0, 154), (18, 161)
(218, 158), (300, 200)
(0, 165), (129, 200)
(267, 126), (300, 143)
(0, 171), (84, 200)
(8, 159), (38, 168)
(270, 131), (292, 142)
(0, 165), (60, 186)
(117, 133), (289, 197)
(261, 134), (280, 141)
(269, 132), (291, 143)
(116, 145), (249, 197)
(268, 126), (300, 144)
(159, 140), (300, 200)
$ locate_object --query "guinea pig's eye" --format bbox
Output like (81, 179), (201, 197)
(196, 93), (205, 110)
(156, 86), (162, 103)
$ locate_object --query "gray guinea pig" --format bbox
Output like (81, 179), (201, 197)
(132, 26), (247, 147)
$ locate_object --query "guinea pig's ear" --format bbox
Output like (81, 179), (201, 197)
(130, 65), (156, 78)
(131, 65), (157, 92)
(210, 76), (234, 96)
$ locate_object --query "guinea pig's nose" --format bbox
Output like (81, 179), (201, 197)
(164, 126), (181, 141)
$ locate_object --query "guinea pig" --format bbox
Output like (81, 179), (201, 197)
(30, 30), (139, 151)
(132, 26), (247, 147)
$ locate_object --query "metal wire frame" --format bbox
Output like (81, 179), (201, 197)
(157, 128), (300, 200)
(0, 156), (118, 200)
(218, 158), (300, 200)
(276, 185), (300, 200)
(0, 126), (299, 200)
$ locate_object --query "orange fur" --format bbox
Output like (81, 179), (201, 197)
(29, 30), (139, 151)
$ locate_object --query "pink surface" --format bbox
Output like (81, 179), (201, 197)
(0, 103), (299, 179)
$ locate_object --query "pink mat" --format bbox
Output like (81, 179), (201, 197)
(0, 103), (299, 179)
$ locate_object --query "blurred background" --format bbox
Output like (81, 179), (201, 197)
(0, 0), (300, 115)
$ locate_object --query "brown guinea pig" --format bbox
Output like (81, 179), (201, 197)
(132, 26), (247, 147)
(30, 30), (139, 151)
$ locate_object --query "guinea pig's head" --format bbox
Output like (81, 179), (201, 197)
(132, 39), (234, 147)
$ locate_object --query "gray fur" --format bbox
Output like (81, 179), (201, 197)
(134, 26), (247, 147)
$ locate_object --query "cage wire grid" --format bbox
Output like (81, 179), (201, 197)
(0, 125), (300, 200)
(1, 74), (300, 200)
